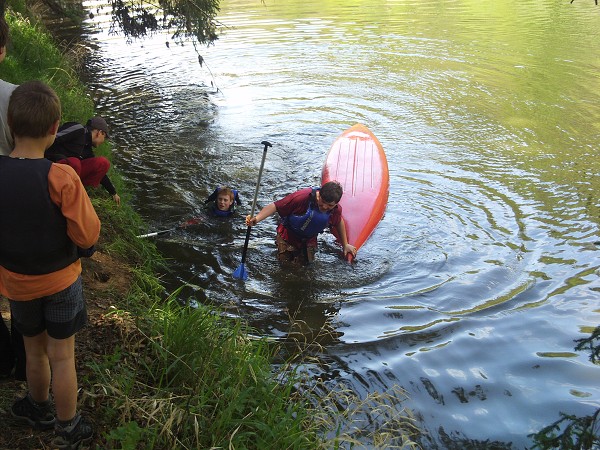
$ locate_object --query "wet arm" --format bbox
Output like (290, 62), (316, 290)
(246, 202), (277, 226)
(335, 218), (357, 257)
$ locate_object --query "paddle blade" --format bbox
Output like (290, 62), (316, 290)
(232, 263), (248, 281)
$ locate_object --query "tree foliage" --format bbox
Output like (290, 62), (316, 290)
(529, 326), (600, 449)
(107, 0), (221, 46)
(530, 410), (600, 450)
(574, 325), (600, 364)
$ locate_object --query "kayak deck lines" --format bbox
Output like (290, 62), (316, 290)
(322, 123), (390, 257)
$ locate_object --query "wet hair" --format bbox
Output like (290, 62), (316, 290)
(8, 81), (61, 138)
(0, 16), (9, 49)
(320, 181), (343, 203)
(218, 186), (235, 201)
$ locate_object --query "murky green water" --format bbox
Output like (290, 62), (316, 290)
(71, 0), (600, 447)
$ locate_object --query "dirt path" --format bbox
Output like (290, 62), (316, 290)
(0, 250), (135, 449)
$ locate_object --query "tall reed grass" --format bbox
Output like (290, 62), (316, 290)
(85, 286), (420, 449)
(88, 295), (321, 448)
(1, 5), (420, 448)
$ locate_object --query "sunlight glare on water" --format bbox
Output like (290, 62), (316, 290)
(70, 0), (600, 447)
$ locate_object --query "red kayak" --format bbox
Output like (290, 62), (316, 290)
(321, 124), (389, 261)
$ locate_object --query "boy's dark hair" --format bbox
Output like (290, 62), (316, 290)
(8, 81), (61, 139)
(0, 16), (9, 49)
(86, 116), (109, 137)
(320, 181), (343, 203)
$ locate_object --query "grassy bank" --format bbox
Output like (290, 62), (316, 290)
(0, 5), (419, 449)
(0, 7), (321, 448)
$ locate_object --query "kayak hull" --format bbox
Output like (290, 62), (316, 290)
(321, 124), (389, 259)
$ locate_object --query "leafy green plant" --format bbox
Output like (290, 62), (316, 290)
(104, 420), (147, 449)
(107, 0), (220, 45)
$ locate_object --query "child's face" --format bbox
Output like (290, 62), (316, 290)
(216, 193), (234, 211)
(91, 129), (106, 148)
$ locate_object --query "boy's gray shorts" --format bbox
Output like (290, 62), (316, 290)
(9, 276), (87, 340)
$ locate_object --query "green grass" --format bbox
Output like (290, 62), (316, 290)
(0, 5), (420, 449)
(0, 7), (326, 448)
(3, 12), (93, 121)
(90, 297), (321, 449)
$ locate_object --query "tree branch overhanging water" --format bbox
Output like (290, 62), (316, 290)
(108, 0), (220, 45)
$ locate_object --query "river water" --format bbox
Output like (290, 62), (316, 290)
(68, 0), (600, 447)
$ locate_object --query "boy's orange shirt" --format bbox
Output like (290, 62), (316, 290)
(0, 163), (100, 300)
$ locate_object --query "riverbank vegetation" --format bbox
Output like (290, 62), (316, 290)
(0, 4), (420, 449)
(38, 0), (220, 45)
(1, 3), (598, 450)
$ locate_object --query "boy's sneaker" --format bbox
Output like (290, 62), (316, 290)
(11, 393), (56, 430)
(52, 413), (93, 449)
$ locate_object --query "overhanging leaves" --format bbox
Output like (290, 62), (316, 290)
(108, 0), (220, 45)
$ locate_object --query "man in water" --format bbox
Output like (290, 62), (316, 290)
(245, 181), (356, 265)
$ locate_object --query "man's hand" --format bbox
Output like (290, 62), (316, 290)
(113, 193), (121, 206)
(343, 243), (357, 258)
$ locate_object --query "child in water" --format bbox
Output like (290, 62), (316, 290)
(204, 186), (241, 217)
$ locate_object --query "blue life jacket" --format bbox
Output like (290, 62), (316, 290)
(205, 187), (241, 217)
(212, 203), (235, 217)
(283, 188), (333, 239)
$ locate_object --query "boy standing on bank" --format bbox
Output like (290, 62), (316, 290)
(245, 181), (357, 265)
(0, 81), (100, 448)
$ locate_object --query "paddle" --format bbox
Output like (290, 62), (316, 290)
(233, 140), (271, 280)
(136, 217), (203, 239)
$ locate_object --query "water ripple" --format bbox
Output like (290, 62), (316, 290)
(65, 0), (600, 447)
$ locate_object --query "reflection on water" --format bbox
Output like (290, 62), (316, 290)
(52, 0), (600, 447)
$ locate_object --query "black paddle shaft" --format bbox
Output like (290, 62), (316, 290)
(239, 141), (271, 264)
(240, 226), (252, 264)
